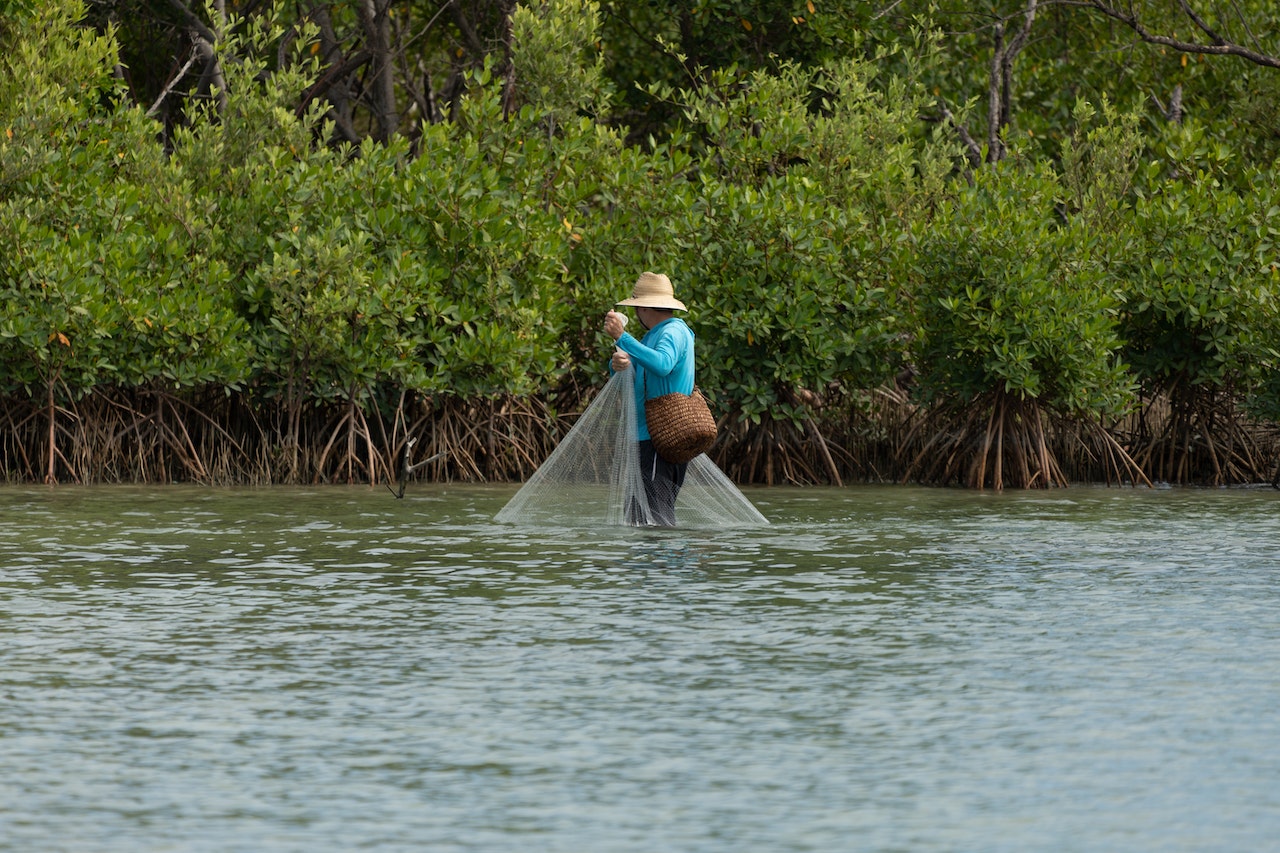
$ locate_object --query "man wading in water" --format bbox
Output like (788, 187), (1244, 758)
(604, 272), (696, 527)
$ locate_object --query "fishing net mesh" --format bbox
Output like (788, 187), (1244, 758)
(495, 368), (769, 529)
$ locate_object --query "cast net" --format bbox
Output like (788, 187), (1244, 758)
(494, 367), (769, 529)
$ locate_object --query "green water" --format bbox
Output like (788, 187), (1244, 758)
(2, 484), (1278, 851)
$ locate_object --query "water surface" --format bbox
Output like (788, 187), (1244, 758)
(1, 484), (1278, 851)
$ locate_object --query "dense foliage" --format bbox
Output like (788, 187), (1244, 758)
(1, 0), (1278, 487)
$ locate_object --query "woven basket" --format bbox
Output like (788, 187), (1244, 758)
(645, 388), (717, 464)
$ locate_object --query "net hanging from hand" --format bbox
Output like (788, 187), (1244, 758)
(494, 367), (768, 529)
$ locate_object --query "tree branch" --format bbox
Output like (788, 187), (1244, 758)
(358, 0), (399, 141)
(940, 103), (981, 185)
(999, 0), (1038, 132)
(450, 0), (487, 58)
(1078, 0), (1280, 68)
(166, 0), (220, 46)
(297, 49), (372, 117)
(987, 22), (1004, 162)
(146, 49), (201, 117)
(166, 0), (227, 112)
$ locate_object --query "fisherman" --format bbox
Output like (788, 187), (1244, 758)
(604, 272), (695, 526)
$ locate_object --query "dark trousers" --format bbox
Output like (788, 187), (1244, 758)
(628, 439), (688, 527)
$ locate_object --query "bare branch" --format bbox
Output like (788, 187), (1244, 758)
(296, 49), (372, 117)
(1176, 0), (1227, 46)
(1077, 0), (1280, 68)
(987, 22), (1004, 162)
(1000, 0), (1038, 132)
(450, 0), (487, 58)
(1005, 0), (1039, 57)
(940, 103), (982, 184)
(872, 0), (907, 20)
(166, 0), (227, 112)
(357, 0), (399, 141)
(166, 0), (219, 46)
(147, 49), (201, 117)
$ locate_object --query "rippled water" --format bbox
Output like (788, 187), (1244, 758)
(1, 484), (1278, 851)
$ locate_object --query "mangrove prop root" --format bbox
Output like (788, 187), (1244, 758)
(0, 383), (1276, 487)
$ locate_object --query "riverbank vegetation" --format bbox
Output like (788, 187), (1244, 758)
(2, 0), (1279, 488)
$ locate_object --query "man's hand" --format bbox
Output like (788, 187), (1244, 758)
(604, 310), (627, 341)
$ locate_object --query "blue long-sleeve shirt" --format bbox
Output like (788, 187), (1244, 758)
(612, 317), (696, 441)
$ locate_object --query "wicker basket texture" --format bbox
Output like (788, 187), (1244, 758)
(645, 388), (717, 464)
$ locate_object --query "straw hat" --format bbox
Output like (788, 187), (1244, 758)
(616, 271), (687, 311)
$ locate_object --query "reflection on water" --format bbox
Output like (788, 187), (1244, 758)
(2, 484), (1280, 851)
